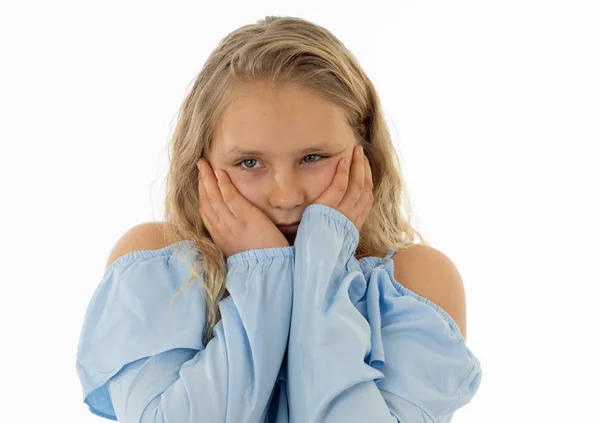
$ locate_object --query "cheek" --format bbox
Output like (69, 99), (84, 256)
(227, 160), (339, 205)
(308, 161), (338, 201)
(228, 175), (263, 206)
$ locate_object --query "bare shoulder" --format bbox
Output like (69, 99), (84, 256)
(104, 222), (173, 270)
(391, 244), (468, 340)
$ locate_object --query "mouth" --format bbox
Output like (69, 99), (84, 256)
(276, 222), (300, 233)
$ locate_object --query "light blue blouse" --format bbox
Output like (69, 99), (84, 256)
(76, 204), (482, 422)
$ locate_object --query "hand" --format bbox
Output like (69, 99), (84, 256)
(312, 145), (374, 233)
(197, 158), (290, 258)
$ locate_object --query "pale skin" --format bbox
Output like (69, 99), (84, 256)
(198, 142), (372, 258)
(194, 86), (469, 338)
(197, 79), (375, 257)
(105, 79), (467, 340)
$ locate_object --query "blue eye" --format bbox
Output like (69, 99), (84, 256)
(236, 154), (328, 172)
(302, 154), (321, 163)
(240, 159), (260, 169)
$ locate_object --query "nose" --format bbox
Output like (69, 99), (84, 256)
(268, 170), (305, 209)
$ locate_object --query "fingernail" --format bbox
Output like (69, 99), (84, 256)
(359, 146), (364, 156)
(215, 170), (220, 180)
(343, 158), (351, 167)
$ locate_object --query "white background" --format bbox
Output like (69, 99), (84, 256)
(1, 1), (598, 421)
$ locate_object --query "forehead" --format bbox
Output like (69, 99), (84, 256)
(211, 80), (354, 156)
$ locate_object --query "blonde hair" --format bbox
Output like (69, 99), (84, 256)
(160, 15), (429, 346)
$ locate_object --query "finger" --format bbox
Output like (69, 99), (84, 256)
(200, 160), (236, 223)
(355, 154), (373, 206)
(364, 154), (373, 192)
(356, 190), (374, 231)
(339, 145), (365, 211)
(355, 155), (374, 230)
(214, 168), (252, 219)
(315, 156), (350, 207)
(197, 163), (219, 229)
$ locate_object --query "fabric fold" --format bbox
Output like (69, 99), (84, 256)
(287, 204), (482, 422)
(75, 240), (295, 422)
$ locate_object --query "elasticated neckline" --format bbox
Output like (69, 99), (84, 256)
(102, 239), (198, 280)
(103, 239), (405, 284)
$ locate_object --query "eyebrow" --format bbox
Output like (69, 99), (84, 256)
(225, 142), (339, 157)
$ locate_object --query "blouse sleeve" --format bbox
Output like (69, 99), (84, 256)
(75, 241), (294, 422)
(287, 205), (483, 423)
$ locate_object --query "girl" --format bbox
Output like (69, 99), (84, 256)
(76, 15), (482, 422)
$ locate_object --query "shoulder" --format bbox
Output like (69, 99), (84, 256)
(105, 222), (173, 270)
(391, 244), (468, 340)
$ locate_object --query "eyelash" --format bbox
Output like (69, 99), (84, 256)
(235, 154), (329, 172)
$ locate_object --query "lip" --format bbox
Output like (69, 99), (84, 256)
(276, 222), (299, 233)
(276, 221), (300, 227)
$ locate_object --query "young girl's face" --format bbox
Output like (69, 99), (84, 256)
(207, 79), (358, 244)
